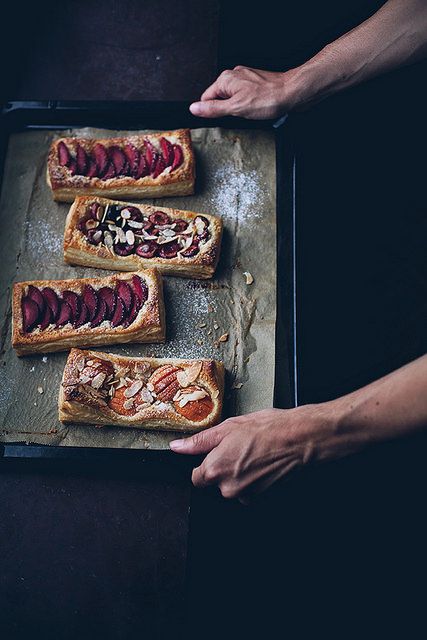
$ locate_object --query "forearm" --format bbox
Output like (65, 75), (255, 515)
(319, 354), (427, 461)
(293, 0), (427, 107)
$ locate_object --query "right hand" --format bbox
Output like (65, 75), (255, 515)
(189, 65), (306, 120)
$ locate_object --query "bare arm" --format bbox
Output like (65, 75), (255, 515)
(170, 355), (427, 500)
(190, 0), (427, 119)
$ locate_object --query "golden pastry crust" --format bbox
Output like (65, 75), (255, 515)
(59, 348), (225, 433)
(47, 129), (195, 202)
(63, 196), (223, 279)
(12, 270), (165, 356)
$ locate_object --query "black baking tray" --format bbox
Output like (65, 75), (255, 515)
(0, 100), (297, 471)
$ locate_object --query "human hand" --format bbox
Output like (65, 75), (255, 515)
(189, 65), (308, 120)
(170, 405), (359, 502)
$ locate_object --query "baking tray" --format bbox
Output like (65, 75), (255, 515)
(0, 101), (297, 467)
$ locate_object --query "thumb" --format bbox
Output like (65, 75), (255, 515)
(189, 99), (234, 119)
(170, 424), (226, 455)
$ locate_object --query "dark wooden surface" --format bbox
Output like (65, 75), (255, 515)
(2, 1), (427, 638)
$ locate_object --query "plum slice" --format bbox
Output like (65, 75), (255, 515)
(144, 138), (158, 173)
(110, 296), (125, 328)
(173, 219), (188, 233)
(160, 137), (174, 166)
(68, 159), (77, 176)
(131, 275), (148, 306)
(90, 297), (107, 328)
(124, 143), (140, 176)
(123, 295), (140, 327)
(114, 243), (135, 256)
(136, 241), (157, 259)
(74, 302), (89, 328)
(102, 162), (116, 180)
(116, 280), (134, 313)
(27, 285), (45, 315)
(98, 287), (116, 319)
(62, 291), (81, 322)
(171, 145), (183, 171)
(149, 211), (171, 226)
(21, 297), (40, 333)
(180, 241), (200, 258)
(152, 155), (166, 178)
(158, 241), (180, 259)
(58, 141), (71, 167)
(56, 300), (73, 327)
(40, 304), (53, 331)
(135, 152), (149, 179)
(76, 144), (88, 175)
(86, 158), (98, 178)
(109, 146), (127, 176)
(41, 287), (59, 321)
(82, 285), (99, 321)
(93, 143), (109, 177)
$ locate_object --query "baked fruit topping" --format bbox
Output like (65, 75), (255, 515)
(20, 276), (148, 334)
(57, 134), (183, 181)
(77, 202), (212, 260)
(67, 356), (216, 421)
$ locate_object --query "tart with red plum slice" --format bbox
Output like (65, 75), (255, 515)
(63, 196), (223, 279)
(59, 349), (224, 433)
(47, 129), (195, 202)
(12, 270), (165, 355)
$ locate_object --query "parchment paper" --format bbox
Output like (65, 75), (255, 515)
(0, 127), (276, 449)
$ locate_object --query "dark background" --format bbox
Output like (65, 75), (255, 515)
(1, 1), (427, 638)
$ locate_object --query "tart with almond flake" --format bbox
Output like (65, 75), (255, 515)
(12, 270), (165, 355)
(64, 196), (223, 279)
(47, 129), (195, 202)
(59, 348), (224, 432)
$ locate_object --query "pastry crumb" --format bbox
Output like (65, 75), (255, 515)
(213, 322), (219, 330)
(218, 333), (229, 343)
(232, 382), (243, 389)
(243, 271), (254, 285)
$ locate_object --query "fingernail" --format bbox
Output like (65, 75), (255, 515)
(189, 102), (201, 115)
(170, 439), (185, 450)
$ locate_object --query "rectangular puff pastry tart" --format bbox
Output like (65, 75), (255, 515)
(59, 349), (225, 433)
(12, 270), (165, 356)
(47, 128), (195, 202)
(64, 196), (223, 279)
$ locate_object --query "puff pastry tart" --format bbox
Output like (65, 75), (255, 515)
(12, 270), (165, 356)
(64, 196), (223, 279)
(47, 129), (195, 202)
(59, 348), (225, 432)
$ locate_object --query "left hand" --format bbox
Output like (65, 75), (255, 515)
(170, 405), (353, 501)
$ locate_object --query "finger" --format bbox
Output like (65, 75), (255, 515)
(169, 423), (227, 455)
(192, 456), (221, 488)
(189, 98), (235, 118)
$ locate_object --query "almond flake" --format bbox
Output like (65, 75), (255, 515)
(213, 322), (219, 330)
(121, 208), (131, 219)
(128, 220), (143, 229)
(124, 380), (143, 398)
(139, 387), (154, 404)
(178, 388), (208, 407)
(104, 231), (114, 250)
(146, 382), (155, 392)
(85, 219), (98, 230)
(116, 227), (126, 244)
(76, 357), (85, 372)
(93, 230), (103, 243)
(91, 372), (106, 389)
(135, 403), (150, 411)
(177, 361), (202, 388)
(37, 386), (44, 394)
(123, 398), (135, 410)
(79, 374), (91, 384)
(194, 217), (206, 235)
(198, 323), (207, 328)
(243, 271), (254, 285)
(96, 206), (104, 221)
(212, 389), (220, 399)
(218, 333), (229, 343)
(126, 229), (135, 245)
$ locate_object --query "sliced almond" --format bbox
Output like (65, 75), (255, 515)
(194, 217), (206, 235)
(116, 227), (126, 244)
(86, 219), (98, 230)
(128, 220), (143, 229)
(162, 228), (176, 237)
(93, 230), (103, 243)
(116, 377), (127, 389)
(91, 372), (106, 389)
(104, 231), (114, 250)
(139, 387), (154, 404)
(123, 398), (135, 410)
(212, 389), (220, 399)
(146, 382), (155, 392)
(218, 333), (229, 343)
(121, 208), (131, 219)
(96, 205), (104, 221)
(37, 386), (44, 394)
(243, 271), (254, 285)
(124, 379), (143, 398)
(213, 322), (219, 330)
(125, 229), (135, 245)
(76, 357), (85, 372)
(176, 361), (202, 388)
(79, 374), (92, 384)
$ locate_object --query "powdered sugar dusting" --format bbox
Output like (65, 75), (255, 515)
(26, 219), (62, 261)
(208, 166), (264, 224)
